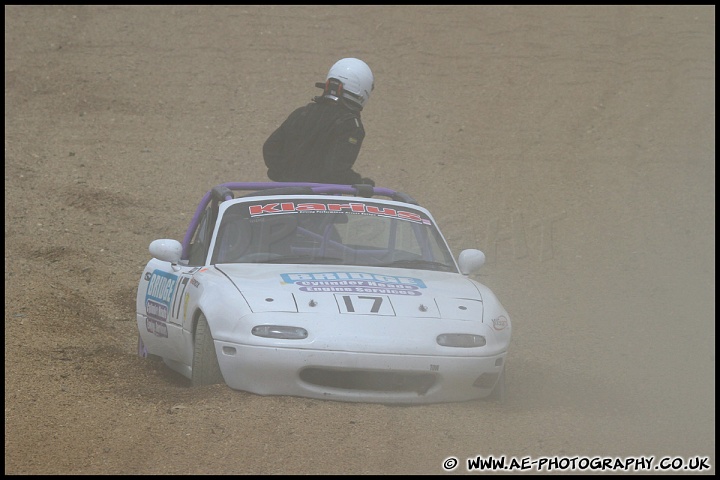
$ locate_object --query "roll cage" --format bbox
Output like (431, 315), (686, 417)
(181, 182), (420, 263)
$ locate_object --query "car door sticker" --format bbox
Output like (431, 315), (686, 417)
(144, 269), (178, 337)
(171, 276), (190, 320)
(183, 292), (191, 321)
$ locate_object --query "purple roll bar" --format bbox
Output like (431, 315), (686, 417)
(180, 182), (417, 261)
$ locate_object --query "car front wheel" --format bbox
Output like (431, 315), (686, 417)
(488, 364), (506, 403)
(191, 313), (224, 386)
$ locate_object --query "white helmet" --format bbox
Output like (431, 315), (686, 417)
(326, 58), (374, 108)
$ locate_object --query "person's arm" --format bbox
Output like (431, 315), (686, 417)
(263, 123), (287, 181)
(320, 116), (371, 185)
(263, 107), (305, 181)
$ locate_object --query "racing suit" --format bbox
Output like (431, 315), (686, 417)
(263, 97), (374, 186)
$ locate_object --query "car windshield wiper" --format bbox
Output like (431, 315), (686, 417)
(379, 259), (455, 272)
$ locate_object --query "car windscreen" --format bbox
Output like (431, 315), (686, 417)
(211, 198), (457, 272)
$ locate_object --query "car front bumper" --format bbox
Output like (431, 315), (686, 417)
(214, 341), (507, 404)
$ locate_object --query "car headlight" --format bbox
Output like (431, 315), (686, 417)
(436, 333), (486, 348)
(252, 325), (308, 340)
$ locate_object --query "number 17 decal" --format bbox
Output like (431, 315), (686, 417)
(336, 294), (394, 315)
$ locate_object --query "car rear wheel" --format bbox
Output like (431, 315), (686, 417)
(191, 313), (224, 386)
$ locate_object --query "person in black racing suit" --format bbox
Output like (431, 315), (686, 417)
(263, 57), (376, 186)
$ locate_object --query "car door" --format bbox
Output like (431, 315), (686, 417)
(138, 261), (201, 363)
(139, 202), (219, 362)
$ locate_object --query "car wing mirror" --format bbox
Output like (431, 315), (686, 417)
(149, 239), (183, 265)
(458, 249), (485, 275)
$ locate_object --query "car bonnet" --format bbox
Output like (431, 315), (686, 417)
(215, 264), (483, 321)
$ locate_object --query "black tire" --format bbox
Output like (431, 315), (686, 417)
(191, 313), (224, 386)
(488, 364), (506, 403)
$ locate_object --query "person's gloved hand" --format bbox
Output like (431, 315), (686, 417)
(360, 177), (375, 187)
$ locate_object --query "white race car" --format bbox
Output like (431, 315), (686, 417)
(136, 182), (512, 404)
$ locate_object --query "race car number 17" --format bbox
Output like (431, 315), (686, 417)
(336, 294), (394, 315)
